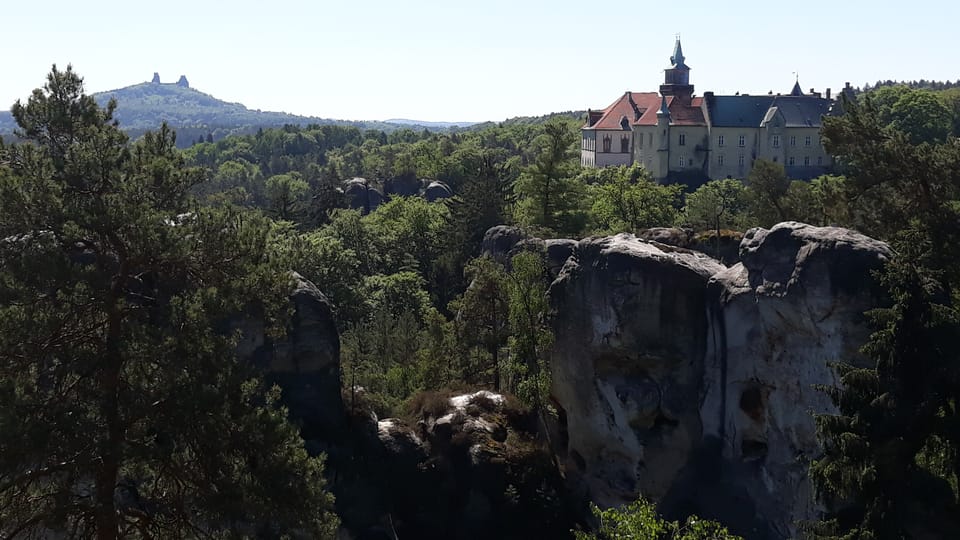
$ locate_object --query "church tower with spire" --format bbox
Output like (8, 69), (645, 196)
(660, 37), (694, 99)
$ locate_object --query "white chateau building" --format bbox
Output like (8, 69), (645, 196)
(581, 38), (844, 183)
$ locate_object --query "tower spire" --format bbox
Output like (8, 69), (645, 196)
(670, 35), (687, 68)
(790, 72), (803, 96)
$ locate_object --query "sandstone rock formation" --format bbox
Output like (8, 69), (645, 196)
(547, 222), (891, 540)
(637, 227), (743, 264)
(424, 180), (453, 202)
(343, 177), (383, 214)
(548, 234), (724, 507)
(480, 226), (575, 277)
(236, 272), (344, 444)
(340, 390), (573, 539)
(699, 222), (890, 538)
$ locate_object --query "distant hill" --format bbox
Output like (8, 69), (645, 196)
(0, 78), (478, 146)
(467, 110), (587, 130)
(385, 118), (481, 129)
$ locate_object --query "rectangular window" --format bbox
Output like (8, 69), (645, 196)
(638, 134), (644, 148)
(738, 135), (746, 147)
(805, 136), (812, 147)
(679, 155), (685, 167)
(790, 136), (796, 147)
(738, 154), (745, 166)
(788, 156), (795, 166)
(772, 135), (781, 148)
(817, 156), (823, 165)
(718, 135), (725, 147)
(602, 136), (611, 153)
(649, 133), (653, 146)
(621, 137), (629, 153)
(679, 133), (686, 146)
(718, 154), (725, 165)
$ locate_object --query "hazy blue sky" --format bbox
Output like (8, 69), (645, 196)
(3, 0), (957, 122)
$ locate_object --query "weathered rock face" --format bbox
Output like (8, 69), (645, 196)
(424, 180), (453, 202)
(340, 391), (573, 540)
(343, 177), (383, 214)
(480, 226), (576, 277)
(699, 222), (891, 538)
(637, 227), (743, 265)
(549, 234), (725, 508)
(481, 225), (530, 266)
(237, 272), (344, 443)
(548, 223), (891, 540)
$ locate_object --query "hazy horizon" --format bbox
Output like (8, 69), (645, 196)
(4, 0), (958, 123)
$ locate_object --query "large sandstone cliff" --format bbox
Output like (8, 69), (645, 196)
(543, 222), (891, 539)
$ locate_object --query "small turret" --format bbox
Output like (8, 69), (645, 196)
(151, 72), (161, 84)
(790, 79), (803, 96)
(660, 37), (693, 98)
(176, 75), (189, 88)
(656, 95), (671, 120)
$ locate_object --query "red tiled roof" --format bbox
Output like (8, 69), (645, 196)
(584, 92), (659, 130)
(586, 92), (706, 129)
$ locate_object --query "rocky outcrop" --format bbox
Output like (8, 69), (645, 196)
(549, 234), (725, 508)
(481, 225), (530, 265)
(339, 390), (573, 540)
(547, 222), (891, 540)
(424, 181), (453, 202)
(480, 226), (576, 277)
(699, 222), (890, 538)
(637, 227), (743, 265)
(236, 272), (344, 444)
(343, 177), (383, 214)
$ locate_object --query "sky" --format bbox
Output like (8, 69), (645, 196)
(3, 0), (958, 123)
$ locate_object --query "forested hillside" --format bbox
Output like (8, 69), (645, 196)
(0, 76), (469, 147)
(2, 67), (960, 539)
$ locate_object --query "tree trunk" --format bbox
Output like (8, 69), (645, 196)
(95, 308), (122, 540)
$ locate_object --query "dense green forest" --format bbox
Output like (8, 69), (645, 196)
(1, 66), (959, 539)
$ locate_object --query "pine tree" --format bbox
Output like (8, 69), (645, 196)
(808, 88), (960, 540)
(809, 256), (960, 539)
(0, 66), (337, 539)
(513, 119), (587, 236)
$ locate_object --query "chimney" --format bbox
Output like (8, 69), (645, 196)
(809, 88), (815, 94)
(826, 88), (832, 99)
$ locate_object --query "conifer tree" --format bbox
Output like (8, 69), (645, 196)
(0, 66), (337, 539)
(808, 92), (960, 540)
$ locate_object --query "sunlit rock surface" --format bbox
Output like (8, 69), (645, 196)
(547, 222), (890, 540)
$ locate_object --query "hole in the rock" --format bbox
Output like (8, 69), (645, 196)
(739, 387), (764, 421)
(741, 439), (768, 461)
